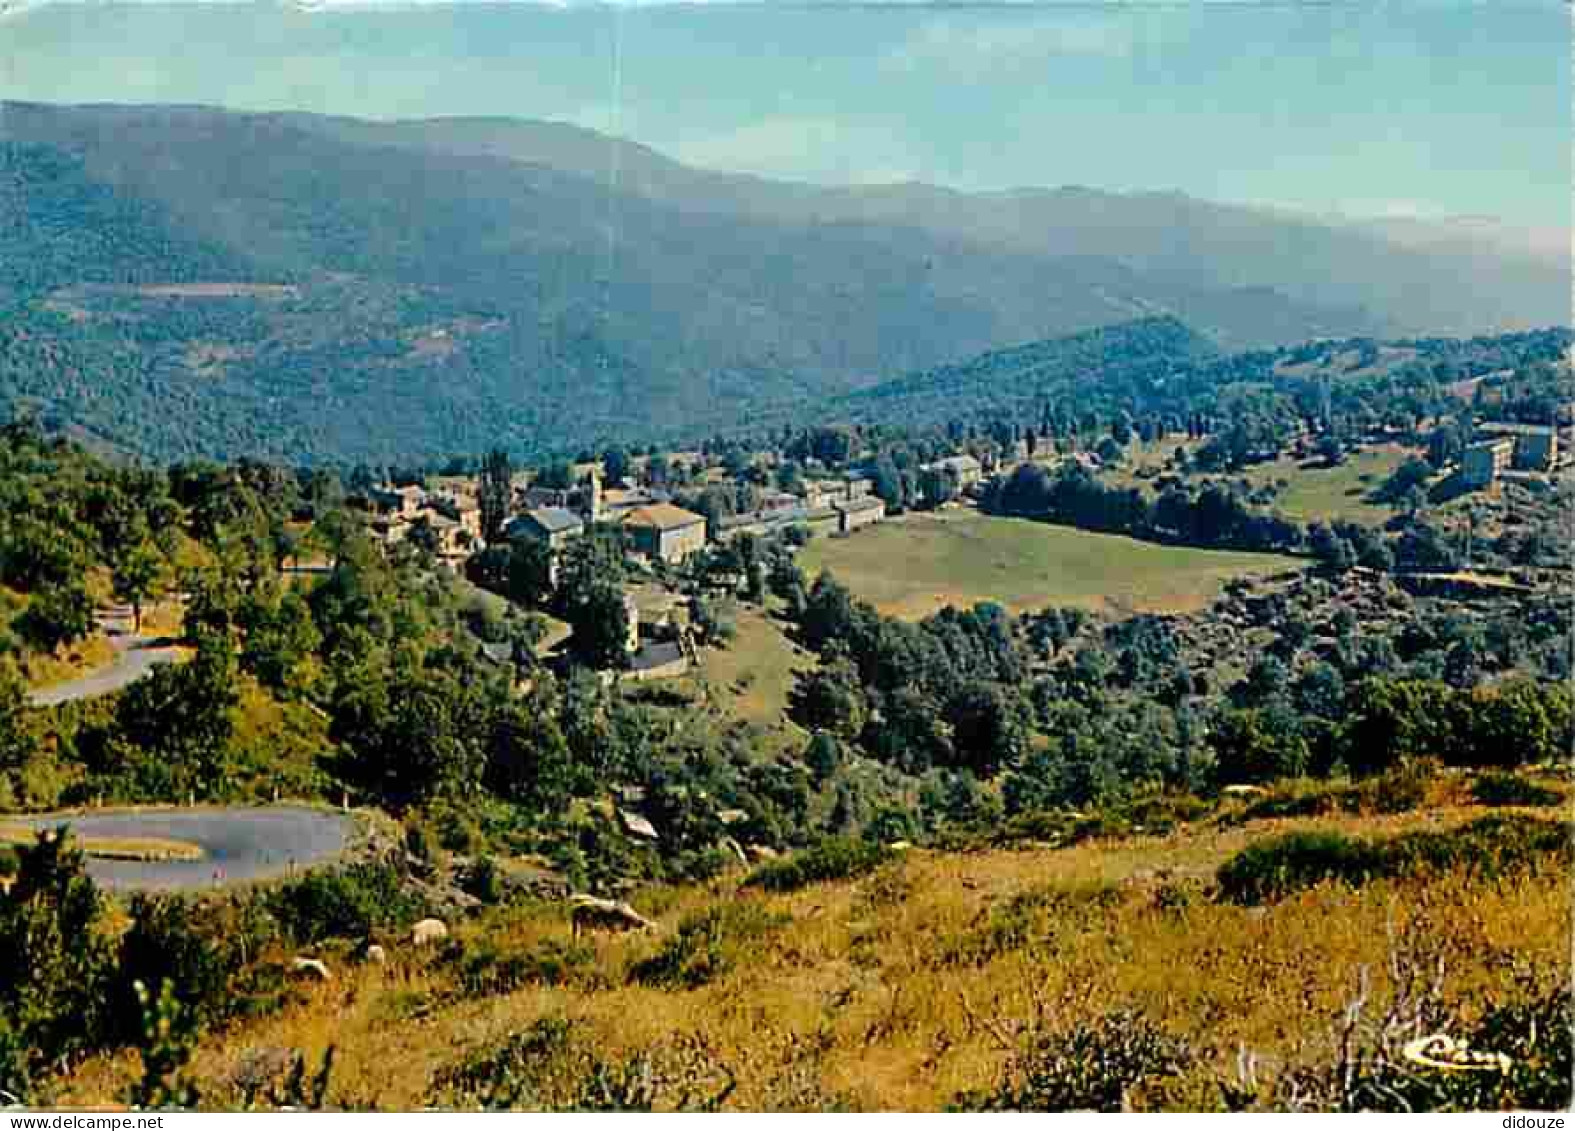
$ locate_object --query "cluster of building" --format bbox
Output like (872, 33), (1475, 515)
(505, 468), (890, 567)
(357, 482), (483, 564)
(1460, 423), (1564, 490)
(714, 478), (886, 544)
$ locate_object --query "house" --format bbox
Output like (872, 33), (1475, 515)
(620, 503), (707, 563)
(844, 477), (874, 499)
(924, 454), (983, 488)
(417, 512), (469, 559)
(506, 506), (586, 550)
(601, 487), (667, 519)
(622, 640), (691, 683)
(1478, 424), (1560, 472)
(833, 494), (886, 534)
(365, 483), (427, 518)
(715, 511), (775, 542)
(430, 492), (483, 540)
(1461, 438), (1515, 488)
(520, 485), (571, 511)
(801, 480), (844, 509)
(369, 515), (411, 547)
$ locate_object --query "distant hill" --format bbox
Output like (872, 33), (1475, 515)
(0, 102), (1562, 464)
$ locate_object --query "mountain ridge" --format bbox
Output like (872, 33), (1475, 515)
(0, 101), (1563, 463)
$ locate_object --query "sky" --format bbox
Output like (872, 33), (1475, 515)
(1, 1), (1569, 229)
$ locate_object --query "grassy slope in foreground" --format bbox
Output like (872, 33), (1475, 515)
(798, 509), (1301, 619)
(55, 804), (1569, 1110)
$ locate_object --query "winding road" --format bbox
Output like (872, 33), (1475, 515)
(27, 606), (184, 708)
(7, 806), (354, 891)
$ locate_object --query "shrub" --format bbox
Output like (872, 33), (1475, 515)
(1471, 773), (1562, 808)
(742, 837), (896, 893)
(954, 1009), (1192, 1111)
(629, 902), (789, 990)
(454, 938), (601, 998)
(115, 893), (277, 1039)
(1217, 830), (1381, 905)
(944, 880), (1122, 966)
(1217, 817), (1571, 904)
(268, 864), (420, 945)
(460, 856), (504, 905)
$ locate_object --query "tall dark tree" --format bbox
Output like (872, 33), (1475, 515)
(479, 448), (513, 545)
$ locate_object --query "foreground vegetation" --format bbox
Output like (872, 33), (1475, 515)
(21, 792), (1571, 1112)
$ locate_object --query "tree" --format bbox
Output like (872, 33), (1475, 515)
(479, 448), (513, 545)
(567, 583), (632, 670)
(787, 660), (868, 742)
(944, 681), (1029, 776)
(18, 580), (94, 654)
(113, 541), (169, 635)
(0, 829), (116, 1094)
(332, 666), (482, 809)
(110, 630), (239, 799)
(602, 446), (632, 484)
(919, 465), (959, 508)
(484, 694), (579, 808)
(238, 585), (322, 694)
(1209, 707), (1310, 785)
(0, 658), (38, 781)
(505, 540), (555, 609)
(803, 732), (843, 785)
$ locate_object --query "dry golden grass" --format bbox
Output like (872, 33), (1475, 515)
(57, 803), (1571, 1111)
(0, 826), (206, 862)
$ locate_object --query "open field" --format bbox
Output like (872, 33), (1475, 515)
(688, 603), (808, 728)
(55, 800), (1570, 1110)
(798, 510), (1301, 618)
(1236, 444), (1418, 525)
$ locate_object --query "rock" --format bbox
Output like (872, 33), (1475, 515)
(568, 893), (656, 938)
(410, 918), (449, 946)
(617, 808), (660, 842)
(363, 944), (387, 965)
(1221, 784), (1267, 799)
(290, 957), (332, 981)
(716, 808), (749, 827)
(887, 840), (912, 852)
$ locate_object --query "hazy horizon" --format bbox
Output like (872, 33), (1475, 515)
(2, 0), (1569, 235)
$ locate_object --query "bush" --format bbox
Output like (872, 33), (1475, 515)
(742, 837), (896, 893)
(1471, 772), (1562, 808)
(1217, 817), (1571, 904)
(454, 938), (601, 998)
(1217, 830), (1382, 905)
(116, 893), (277, 1039)
(629, 902), (789, 989)
(460, 856), (505, 905)
(954, 1009), (1192, 1111)
(268, 864), (420, 945)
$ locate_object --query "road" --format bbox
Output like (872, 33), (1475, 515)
(8, 806), (354, 891)
(27, 605), (184, 708)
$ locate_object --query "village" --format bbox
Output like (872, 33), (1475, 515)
(340, 438), (1004, 681)
(338, 395), (1569, 690)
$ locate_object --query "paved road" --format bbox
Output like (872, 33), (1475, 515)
(27, 606), (184, 708)
(8, 806), (354, 891)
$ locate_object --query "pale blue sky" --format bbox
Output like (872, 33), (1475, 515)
(2, 2), (1569, 227)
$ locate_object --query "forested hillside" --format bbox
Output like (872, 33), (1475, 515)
(0, 102), (1559, 465)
